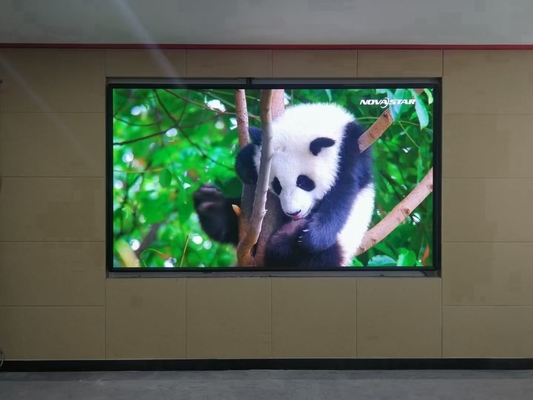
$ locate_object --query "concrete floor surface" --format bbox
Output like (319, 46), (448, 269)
(1, 370), (533, 399)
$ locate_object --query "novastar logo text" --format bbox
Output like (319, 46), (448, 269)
(359, 98), (417, 108)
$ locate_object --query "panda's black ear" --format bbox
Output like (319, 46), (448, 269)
(309, 137), (335, 156)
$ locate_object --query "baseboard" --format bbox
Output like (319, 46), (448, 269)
(2, 358), (533, 372)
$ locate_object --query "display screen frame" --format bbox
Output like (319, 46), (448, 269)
(106, 77), (442, 274)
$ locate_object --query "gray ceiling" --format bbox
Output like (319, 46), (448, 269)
(0, 0), (532, 45)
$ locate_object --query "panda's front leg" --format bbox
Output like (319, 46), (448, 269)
(297, 215), (339, 252)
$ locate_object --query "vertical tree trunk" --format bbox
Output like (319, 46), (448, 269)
(239, 89), (286, 266)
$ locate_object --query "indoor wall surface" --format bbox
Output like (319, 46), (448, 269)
(0, 48), (532, 361)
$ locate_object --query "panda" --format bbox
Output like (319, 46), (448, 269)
(193, 102), (375, 268)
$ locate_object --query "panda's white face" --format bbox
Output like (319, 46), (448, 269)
(252, 103), (355, 220)
(269, 152), (324, 219)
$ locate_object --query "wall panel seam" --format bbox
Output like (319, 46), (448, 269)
(270, 277), (273, 358)
(0, 111), (107, 114)
(183, 50), (189, 78)
(0, 305), (105, 308)
(0, 177), (105, 179)
(185, 277), (188, 358)
(354, 278), (359, 357)
(443, 113), (533, 116)
(269, 50), (273, 78)
(353, 278), (357, 357)
(443, 305), (533, 308)
(441, 50), (444, 77)
(0, 240), (106, 242)
(440, 276), (444, 357)
(441, 178), (533, 181)
(354, 50), (358, 77)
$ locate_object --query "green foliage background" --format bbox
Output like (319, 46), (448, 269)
(111, 87), (434, 269)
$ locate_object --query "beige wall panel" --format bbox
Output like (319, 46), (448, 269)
(272, 278), (356, 358)
(0, 49), (105, 113)
(186, 278), (271, 358)
(357, 278), (442, 358)
(0, 178), (104, 242)
(272, 50), (357, 77)
(0, 242), (104, 306)
(106, 278), (186, 359)
(442, 178), (533, 242)
(443, 114), (533, 179)
(358, 50), (442, 77)
(443, 50), (533, 115)
(443, 306), (533, 357)
(443, 243), (533, 306)
(186, 50), (272, 77)
(0, 112), (104, 177)
(0, 306), (105, 359)
(105, 49), (186, 77)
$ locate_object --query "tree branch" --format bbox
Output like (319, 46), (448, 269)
(353, 87), (433, 258)
(135, 222), (164, 257)
(249, 90), (286, 266)
(112, 115), (219, 146)
(234, 89), (253, 251)
(197, 89), (260, 120)
(163, 89), (243, 117)
(271, 90), (286, 118)
(357, 88), (425, 152)
(236, 90), (275, 266)
(235, 89), (249, 148)
(358, 109), (393, 152)
(355, 167), (433, 257)
(153, 91), (234, 171)
(114, 116), (163, 127)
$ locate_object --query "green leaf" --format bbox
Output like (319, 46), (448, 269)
(386, 163), (405, 185)
(351, 257), (364, 267)
(159, 168), (172, 188)
(178, 200), (194, 224)
(424, 88), (434, 105)
(325, 89), (332, 102)
(415, 95), (429, 129)
(218, 177), (243, 198)
(397, 249), (418, 267)
(219, 132), (238, 147)
(368, 255), (397, 267)
(389, 89), (410, 121)
(373, 242), (397, 259)
(417, 156), (425, 183)
(141, 195), (173, 224)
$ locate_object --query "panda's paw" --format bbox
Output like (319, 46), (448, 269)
(193, 184), (226, 213)
(297, 222), (336, 252)
(193, 184), (238, 245)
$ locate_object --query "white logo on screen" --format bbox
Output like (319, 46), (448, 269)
(359, 98), (417, 108)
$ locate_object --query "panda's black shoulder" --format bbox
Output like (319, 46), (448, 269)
(343, 120), (367, 143)
(337, 119), (373, 186)
(234, 126), (262, 185)
(248, 126), (262, 145)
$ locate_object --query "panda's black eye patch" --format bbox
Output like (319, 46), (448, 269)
(297, 175), (315, 192)
(309, 137), (335, 156)
(272, 177), (282, 195)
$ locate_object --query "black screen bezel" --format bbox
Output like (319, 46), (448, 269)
(105, 77), (442, 274)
